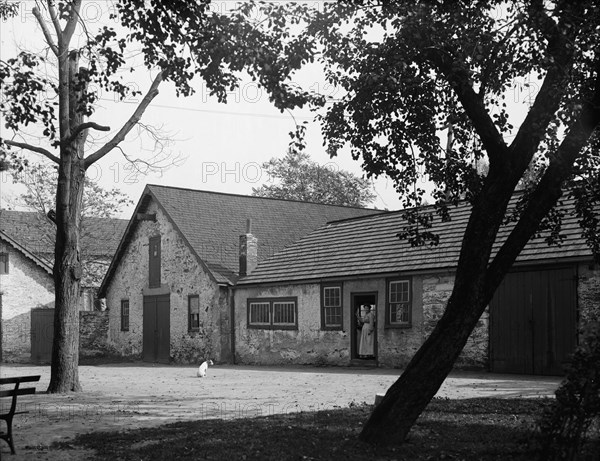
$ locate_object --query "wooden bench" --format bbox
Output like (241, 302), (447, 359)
(0, 375), (41, 455)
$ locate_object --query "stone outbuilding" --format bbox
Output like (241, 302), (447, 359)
(97, 184), (381, 364)
(234, 197), (600, 375)
(0, 210), (127, 362)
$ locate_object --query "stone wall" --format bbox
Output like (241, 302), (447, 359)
(3, 309), (111, 363)
(105, 200), (228, 364)
(234, 272), (488, 369)
(2, 311), (32, 362)
(235, 283), (345, 365)
(421, 273), (489, 369)
(235, 277), (428, 368)
(80, 311), (110, 359)
(0, 241), (54, 362)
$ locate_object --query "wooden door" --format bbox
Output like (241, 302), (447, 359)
(143, 295), (170, 363)
(31, 308), (55, 364)
(490, 266), (577, 375)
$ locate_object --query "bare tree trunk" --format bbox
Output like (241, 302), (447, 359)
(48, 50), (87, 393)
(48, 153), (85, 393)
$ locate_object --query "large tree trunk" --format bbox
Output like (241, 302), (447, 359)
(48, 150), (86, 392)
(47, 50), (87, 393)
(48, 169), (84, 393)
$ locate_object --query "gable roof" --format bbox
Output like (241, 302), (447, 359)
(98, 184), (383, 293)
(0, 210), (128, 272)
(237, 195), (593, 286)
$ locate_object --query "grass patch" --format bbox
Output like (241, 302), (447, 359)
(54, 398), (598, 460)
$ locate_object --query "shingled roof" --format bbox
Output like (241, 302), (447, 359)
(0, 210), (128, 272)
(237, 195), (593, 286)
(99, 184), (383, 291)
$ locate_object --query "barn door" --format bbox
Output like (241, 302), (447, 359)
(490, 267), (577, 375)
(31, 308), (55, 364)
(143, 295), (170, 363)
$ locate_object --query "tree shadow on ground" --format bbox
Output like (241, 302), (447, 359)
(53, 398), (588, 460)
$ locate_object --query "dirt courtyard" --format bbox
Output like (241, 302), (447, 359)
(0, 363), (561, 460)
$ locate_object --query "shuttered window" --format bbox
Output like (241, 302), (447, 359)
(247, 298), (298, 330)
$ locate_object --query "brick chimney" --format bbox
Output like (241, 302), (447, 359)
(239, 218), (258, 277)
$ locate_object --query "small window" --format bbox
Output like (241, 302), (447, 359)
(149, 236), (161, 288)
(188, 295), (200, 331)
(247, 297), (297, 330)
(121, 299), (130, 332)
(321, 284), (343, 330)
(387, 279), (412, 327)
(0, 253), (8, 274)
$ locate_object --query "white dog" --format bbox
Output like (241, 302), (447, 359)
(197, 359), (214, 377)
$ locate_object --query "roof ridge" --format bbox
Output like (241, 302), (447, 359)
(146, 183), (381, 211)
(323, 200), (471, 226)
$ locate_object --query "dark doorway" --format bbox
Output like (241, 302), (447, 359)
(490, 266), (577, 375)
(351, 292), (378, 363)
(143, 294), (170, 363)
(31, 308), (55, 364)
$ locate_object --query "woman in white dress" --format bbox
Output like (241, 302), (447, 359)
(358, 305), (375, 358)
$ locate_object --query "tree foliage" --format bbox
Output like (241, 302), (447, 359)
(114, 0), (317, 106)
(0, 0), (17, 20)
(252, 150), (376, 207)
(304, 1), (600, 230)
(538, 321), (600, 460)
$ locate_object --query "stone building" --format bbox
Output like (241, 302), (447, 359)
(234, 197), (600, 375)
(97, 184), (382, 364)
(0, 210), (127, 362)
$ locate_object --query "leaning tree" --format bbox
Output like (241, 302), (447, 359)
(302, 0), (600, 445)
(0, 0), (315, 392)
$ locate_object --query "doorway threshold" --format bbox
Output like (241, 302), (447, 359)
(349, 359), (377, 368)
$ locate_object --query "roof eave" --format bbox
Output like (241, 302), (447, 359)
(235, 254), (594, 288)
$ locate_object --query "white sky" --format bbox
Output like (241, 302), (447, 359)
(0, 1), (536, 218)
(0, 1), (407, 217)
